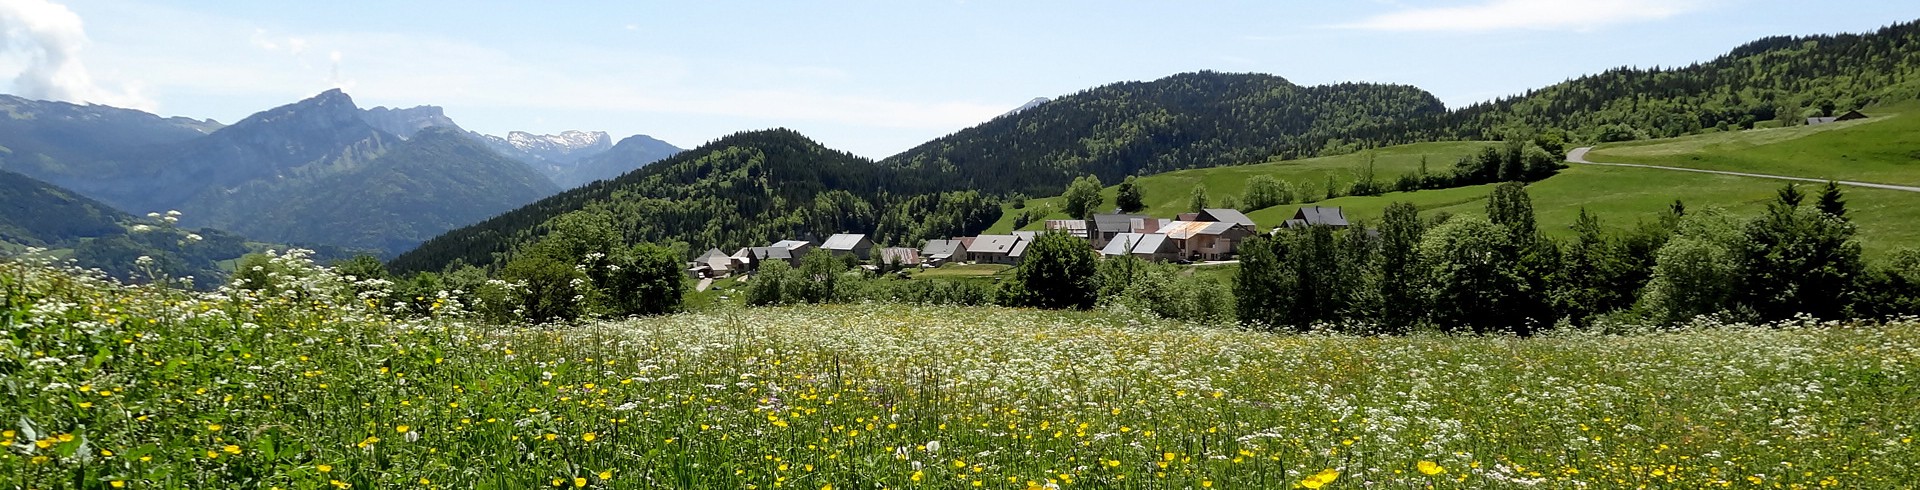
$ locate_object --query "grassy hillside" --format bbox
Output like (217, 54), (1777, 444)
(6, 258), (1916, 488)
(1585, 104), (1920, 186)
(996, 108), (1920, 258)
(987, 141), (1492, 233)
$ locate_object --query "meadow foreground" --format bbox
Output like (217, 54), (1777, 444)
(3, 256), (1917, 489)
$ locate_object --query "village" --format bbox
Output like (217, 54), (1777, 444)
(686, 205), (1354, 278)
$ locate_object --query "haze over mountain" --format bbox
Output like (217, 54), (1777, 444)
(352, 104), (680, 188)
(0, 93), (221, 193)
(553, 133), (681, 187)
(0, 89), (565, 255)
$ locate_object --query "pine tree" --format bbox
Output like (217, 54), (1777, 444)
(1816, 181), (1847, 218)
(1552, 209), (1629, 326)
(1735, 184), (1865, 321)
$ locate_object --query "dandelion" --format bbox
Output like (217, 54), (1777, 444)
(1418, 460), (1445, 475)
(1302, 469), (1340, 489)
(319, 464), (333, 473)
(573, 477), (587, 487)
(581, 432), (596, 442)
(395, 425), (410, 434)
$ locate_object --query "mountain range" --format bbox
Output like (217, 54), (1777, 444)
(0, 89), (682, 255)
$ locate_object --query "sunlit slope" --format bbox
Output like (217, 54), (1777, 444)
(1586, 105), (1920, 186)
(987, 141), (1492, 232)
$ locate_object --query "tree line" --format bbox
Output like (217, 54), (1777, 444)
(1231, 181), (1915, 334)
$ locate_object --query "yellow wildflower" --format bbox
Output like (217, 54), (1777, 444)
(1302, 469), (1340, 489)
(1418, 460), (1445, 475)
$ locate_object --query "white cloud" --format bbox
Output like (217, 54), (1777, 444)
(1338, 0), (1708, 32)
(0, 0), (154, 109)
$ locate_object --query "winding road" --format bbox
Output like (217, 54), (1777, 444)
(1565, 147), (1920, 194)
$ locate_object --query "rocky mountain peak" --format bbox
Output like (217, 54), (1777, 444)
(361, 105), (461, 139)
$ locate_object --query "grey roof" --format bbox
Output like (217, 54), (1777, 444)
(1807, 117), (1838, 125)
(697, 248), (730, 261)
(1290, 206), (1349, 227)
(1091, 214), (1149, 233)
(921, 239), (963, 257)
(735, 246), (791, 261)
(1008, 238), (1032, 258)
(1010, 231), (1039, 241)
(1200, 208), (1256, 228)
(1101, 233), (1170, 255)
(967, 235), (1021, 254)
(770, 240), (812, 251)
(820, 234), (869, 251)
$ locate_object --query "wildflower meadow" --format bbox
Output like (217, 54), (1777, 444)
(3, 252), (1917, 488)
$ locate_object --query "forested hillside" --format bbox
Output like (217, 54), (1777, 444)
(1439, 20), (1920, 142)
(0, 169), (127, 247)
(389, 129), (994, 273)
(878, 21), (1920, 201)
(0, 169), (348, 289)
(881, 71), (1447, 196)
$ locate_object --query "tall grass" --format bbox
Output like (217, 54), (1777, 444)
(3, 252), (1916, 488)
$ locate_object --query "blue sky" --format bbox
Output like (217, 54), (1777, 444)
(3, 0), (1918, 158)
